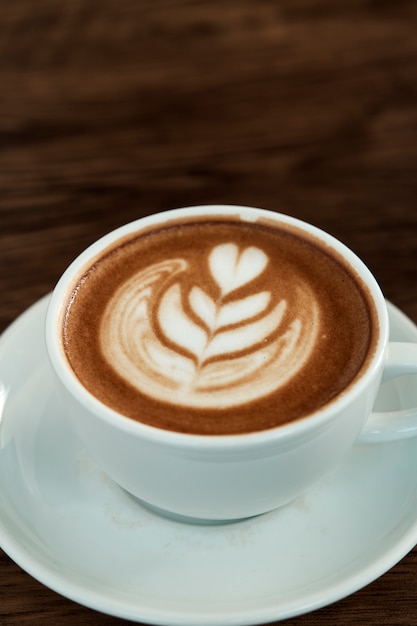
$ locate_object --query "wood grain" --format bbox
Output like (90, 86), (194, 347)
(1, 0), (417, 624)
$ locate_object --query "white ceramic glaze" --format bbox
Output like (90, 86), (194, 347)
(1, 297), (417, 624)
(44, 206), (417, 520)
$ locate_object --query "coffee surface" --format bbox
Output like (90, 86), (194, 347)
(63, 219), (377, 434)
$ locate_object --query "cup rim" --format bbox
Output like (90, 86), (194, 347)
(45, 205), (389, 450)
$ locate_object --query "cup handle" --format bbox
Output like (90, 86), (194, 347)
(357, 342), (417, 444)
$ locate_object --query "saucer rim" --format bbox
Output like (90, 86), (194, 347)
(1, 295), (417, 625)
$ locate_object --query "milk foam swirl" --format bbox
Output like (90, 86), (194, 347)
(100, 243), (320, 409)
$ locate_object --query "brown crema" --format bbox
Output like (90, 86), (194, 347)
(62, 218), (378, 435)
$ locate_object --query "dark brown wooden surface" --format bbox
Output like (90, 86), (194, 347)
(1, 1), (417, 624)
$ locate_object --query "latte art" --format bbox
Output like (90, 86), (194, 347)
(101, 243), (320, 409)
(63, 219), (375, 434)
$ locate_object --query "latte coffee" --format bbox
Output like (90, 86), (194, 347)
(62, 216), (378, 435)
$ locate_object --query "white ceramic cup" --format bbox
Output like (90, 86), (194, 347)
(45, 206), (417, 521)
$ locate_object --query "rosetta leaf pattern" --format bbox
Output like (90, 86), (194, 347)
(157, 244), (275, 369)
(101, 249), (318, 408)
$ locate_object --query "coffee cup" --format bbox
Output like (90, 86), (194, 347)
(45, 205), (417, 521)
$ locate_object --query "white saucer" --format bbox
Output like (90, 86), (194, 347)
(1, 296), (417, 625)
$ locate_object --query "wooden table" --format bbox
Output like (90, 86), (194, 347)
(1, 1), (416, 624)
